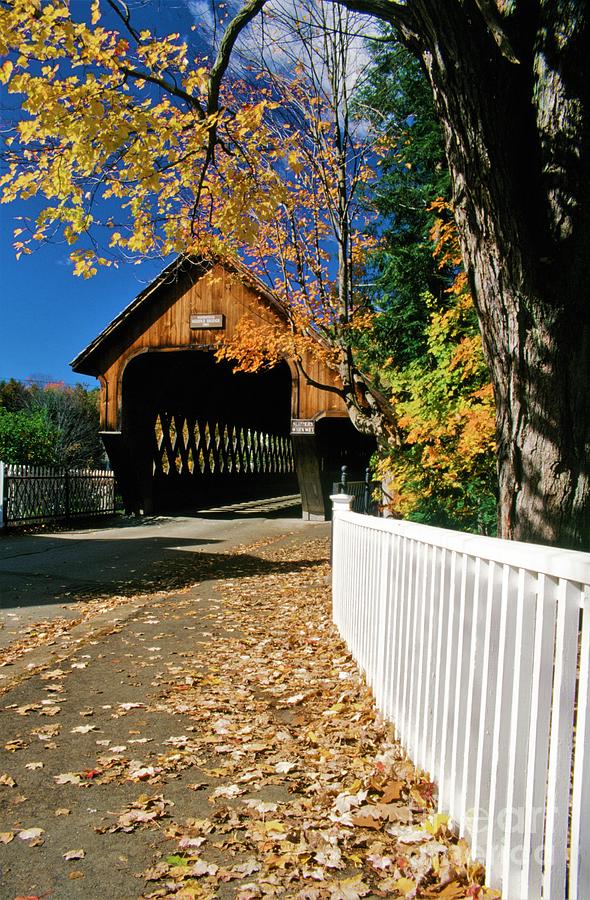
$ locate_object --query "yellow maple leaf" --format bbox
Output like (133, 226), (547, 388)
(425, 812), (450, 835)
(394, 877), (417, 896)
(0, 60), (13, 84)
(288, 150), (304, 174)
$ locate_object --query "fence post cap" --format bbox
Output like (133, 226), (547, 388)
(330, 493), (354, 514)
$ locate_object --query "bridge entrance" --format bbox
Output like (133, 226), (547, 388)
(122, 350), (295, 513)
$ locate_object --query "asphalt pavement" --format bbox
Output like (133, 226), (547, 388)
(0, 494), (322, 652)
(0, 517), (341, 899)
(0, 496), (478, 900)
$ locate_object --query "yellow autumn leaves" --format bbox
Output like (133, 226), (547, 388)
(377, 204), (496, 529)
(0, 0), (297, 272)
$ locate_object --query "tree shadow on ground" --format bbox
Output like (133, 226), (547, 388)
(0, 535), (327, 610)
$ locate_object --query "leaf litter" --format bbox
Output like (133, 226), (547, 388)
(0, 535), (499, 898)
(135, 537), (498, 899)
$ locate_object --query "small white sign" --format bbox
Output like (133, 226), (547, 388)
(291, 419), (316, 435)
(190, 314), (225, 329)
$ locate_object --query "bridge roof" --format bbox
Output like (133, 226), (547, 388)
(70, 254), (288, 375)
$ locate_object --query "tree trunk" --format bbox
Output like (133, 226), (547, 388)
(345, 0), (590, 549)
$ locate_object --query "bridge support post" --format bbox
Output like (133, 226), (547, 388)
(292, 434), (327, 520)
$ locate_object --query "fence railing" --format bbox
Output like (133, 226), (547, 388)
(331, 496), (590, 900)
(332, 465), (381, 516)
(0, 462), (115, 527)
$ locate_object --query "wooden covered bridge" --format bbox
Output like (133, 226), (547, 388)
(71, 256), (373, 519)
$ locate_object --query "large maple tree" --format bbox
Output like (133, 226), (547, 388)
(1, 0), (588, 549)
(338, 0), (590, 550)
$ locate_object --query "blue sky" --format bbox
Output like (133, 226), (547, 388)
(0, 200), (168, 387)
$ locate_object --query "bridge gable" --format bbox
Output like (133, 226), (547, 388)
(72, 256), (345, 432)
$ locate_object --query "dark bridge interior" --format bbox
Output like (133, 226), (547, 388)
(119, 351), (296, 512)
(106, 350), (375, 517)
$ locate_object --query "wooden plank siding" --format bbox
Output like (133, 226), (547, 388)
(72, 258), (346, 431)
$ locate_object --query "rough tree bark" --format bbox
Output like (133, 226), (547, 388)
(340, 0), (590, 549)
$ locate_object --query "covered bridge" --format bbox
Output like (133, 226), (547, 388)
(71, 256), (373, 519)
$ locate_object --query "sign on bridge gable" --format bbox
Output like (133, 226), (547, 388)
(190, 313), (225, 330)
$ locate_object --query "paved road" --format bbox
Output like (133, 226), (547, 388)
(0, 494), (330, 650)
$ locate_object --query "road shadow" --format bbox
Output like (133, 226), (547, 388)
(0, 535), (326, 610)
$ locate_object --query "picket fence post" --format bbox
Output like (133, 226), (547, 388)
(330, 492), (353, 626)
(331, 492), (353, 519)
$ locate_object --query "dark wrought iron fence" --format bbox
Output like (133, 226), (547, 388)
(332, 465), (381, 516)
(0, 462), (115, 527)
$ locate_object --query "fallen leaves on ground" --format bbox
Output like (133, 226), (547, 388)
(17, 827), (45, 845)
(63, 847), (86, 860)
(96, 794), (174, 834)
(135, 537), (497, 899)
(0, 592), (165, 685)
(0, 535), (500, 898)
(0, 772), (17, 786)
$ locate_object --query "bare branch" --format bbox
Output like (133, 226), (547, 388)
(119, 66), (205, 117)
(334, 0), (416, 30)
(189, 1), (271, 211)
(208, 0), (270, 117)
(472, 0), (520, 63)
(293, 358), (346, 399)
(106, 0), (142, 44)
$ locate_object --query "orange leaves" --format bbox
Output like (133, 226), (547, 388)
(428, 198), (462, 270)
(215, 313), (340, 376)
(450, 334), (485, 379)
(428, 198), (470, 299)
(215, 317), (288, 373)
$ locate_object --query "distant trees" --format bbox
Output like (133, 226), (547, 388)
(0, 380), (105, 468)
(0, 406), (57, 465)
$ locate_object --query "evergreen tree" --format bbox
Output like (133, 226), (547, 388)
(356, 35), (497, 533)
(357, 35), (451, 371)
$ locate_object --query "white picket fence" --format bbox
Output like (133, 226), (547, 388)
(331, 496), (590, 899)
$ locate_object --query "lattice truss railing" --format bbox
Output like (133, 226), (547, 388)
(3, 464), (115, 525)
(153, 413), (294, 477)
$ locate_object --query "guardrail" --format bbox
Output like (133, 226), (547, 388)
(0, 461), (115, 527)
(331, 495), (590, 899)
